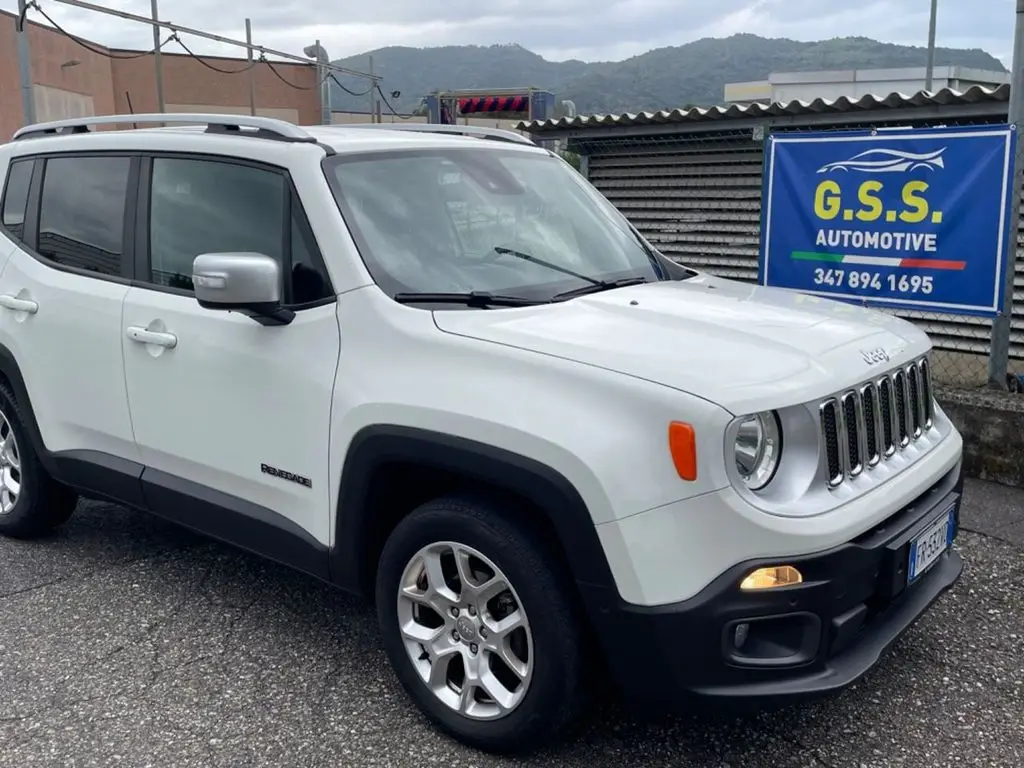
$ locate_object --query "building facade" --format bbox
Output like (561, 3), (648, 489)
(0, 10), (319, 140)
(724, 66), (1009, 105)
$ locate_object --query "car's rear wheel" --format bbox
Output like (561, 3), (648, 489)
(375, 494), (585, 753)
(0, 383), (78, 539)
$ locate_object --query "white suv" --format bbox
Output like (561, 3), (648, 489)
(0, 114), (965, 753)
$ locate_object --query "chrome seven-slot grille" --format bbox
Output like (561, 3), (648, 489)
(819, 357), (934, 488)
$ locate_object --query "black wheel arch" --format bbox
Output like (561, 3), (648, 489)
(330, 424), (619, 601)
(0, 342), (55, 474)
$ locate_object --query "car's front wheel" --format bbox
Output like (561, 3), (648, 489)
(376, 494), (586, 753)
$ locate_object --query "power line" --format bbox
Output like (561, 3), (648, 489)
(25, 0), (410, 126)
(40, 0), (381, 83)
(171, 32), (313, 89)
(171, 33), (257, 74)
(375, 84), (414, 119)
(264, 58), (312, 90)
(329, 72), (372, 98)
(28, 2), (170, 59)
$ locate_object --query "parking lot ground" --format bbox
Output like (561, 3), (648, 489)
(0, 478), (1022, 768)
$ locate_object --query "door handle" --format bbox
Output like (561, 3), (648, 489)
(0, 294), (38, 314)
(126, 326), (177, 349)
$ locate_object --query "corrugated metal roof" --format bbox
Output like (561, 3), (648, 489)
(520, 83), (1010, 133)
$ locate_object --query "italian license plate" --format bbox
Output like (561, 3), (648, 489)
(907, 504), (956, 584)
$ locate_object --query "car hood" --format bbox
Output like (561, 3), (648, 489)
(432, 273), (931, 414)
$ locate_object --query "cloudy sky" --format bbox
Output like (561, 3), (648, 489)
(2, 0), (1014, 66)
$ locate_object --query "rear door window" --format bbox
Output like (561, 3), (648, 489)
(37, 155), (132, 277)
(0, 159), (33, 243)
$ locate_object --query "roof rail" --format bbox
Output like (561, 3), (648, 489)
(333, 122), (536, 146)
(12, 113), (318, 144)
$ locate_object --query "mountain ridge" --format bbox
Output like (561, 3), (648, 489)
(328, 34), (1006, 116)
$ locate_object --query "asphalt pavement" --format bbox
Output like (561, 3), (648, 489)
(1, 478), (1022, 768)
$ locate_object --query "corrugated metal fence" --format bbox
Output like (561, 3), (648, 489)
(525, 88), (1021, 389)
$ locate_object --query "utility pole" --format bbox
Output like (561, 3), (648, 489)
(245, 18), (256, 116)
(319, 40), (330, 125)
(924, 0), (938, 91)
(988, 0), (1024, 388)
(321, 44), (331, 125)
(150, 0), (165, 112)
(16, 0), (36, 126)
(368, 55), (375, 123)
(303, 41), (332, 125)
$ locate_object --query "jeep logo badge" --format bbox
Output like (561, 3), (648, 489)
(455, 616), (478, 642)
(860, 347), (890, 365)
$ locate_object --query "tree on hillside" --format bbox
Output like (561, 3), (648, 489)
(329, 35), (1006, 116)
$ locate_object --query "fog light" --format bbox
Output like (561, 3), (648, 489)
(740, 565), (803, 591)
(733, 622), (749, 649)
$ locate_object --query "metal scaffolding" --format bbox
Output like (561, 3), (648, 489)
(44, 0), (379, 81)
(14, 0), (383, 125)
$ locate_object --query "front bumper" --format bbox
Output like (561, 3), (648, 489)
(583, 459), (964, 710)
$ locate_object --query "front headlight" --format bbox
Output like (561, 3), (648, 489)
(733, 411), (782, 490)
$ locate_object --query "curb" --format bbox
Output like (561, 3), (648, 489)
(937, 386), (1024, 487)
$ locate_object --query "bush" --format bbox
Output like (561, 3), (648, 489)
(559, 150), (581, 171)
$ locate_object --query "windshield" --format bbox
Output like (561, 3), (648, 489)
(322, 147), (669, 302)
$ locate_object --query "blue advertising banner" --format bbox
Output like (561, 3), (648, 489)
(759, 125), (1017, 317)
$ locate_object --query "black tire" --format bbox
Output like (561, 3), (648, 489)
(0, 382), (78, 539)
(375, 493), (586, 754)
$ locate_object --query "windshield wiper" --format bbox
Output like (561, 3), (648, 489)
(493, 247), (604, 286)
(392, 291), (544, 308)
(492, 246), (651, 301)
(551, 276), (650, 301)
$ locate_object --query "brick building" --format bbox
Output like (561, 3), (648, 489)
(0, 9), (319, 140)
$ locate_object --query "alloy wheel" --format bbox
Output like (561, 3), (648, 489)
(0, 409), (22, 515)
(395, 541), (534, 721)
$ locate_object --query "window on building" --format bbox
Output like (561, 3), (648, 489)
(37, 156), (131, 277)
(1, 160), (35, 243)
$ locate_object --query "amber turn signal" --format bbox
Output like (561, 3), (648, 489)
(668, 421), (697, 481)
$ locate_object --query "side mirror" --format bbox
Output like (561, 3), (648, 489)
(192, 252), (294, 326)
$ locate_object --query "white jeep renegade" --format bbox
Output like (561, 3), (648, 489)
(0, 114), (964, 753)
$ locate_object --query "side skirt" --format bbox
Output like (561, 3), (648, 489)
(50, 449), (333, 583)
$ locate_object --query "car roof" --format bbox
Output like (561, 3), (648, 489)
(1, 114), (545, 161)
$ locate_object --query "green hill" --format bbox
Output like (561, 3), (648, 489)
(329, 34), (1006, 116)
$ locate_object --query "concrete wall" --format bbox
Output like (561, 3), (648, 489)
(33, 84), (96, 122)
(725, 66), (1010, 104)
(165, 103), (300, 123)
(331, 111), (429, 125)
(0, 11), (115, 140)
(109, 51), (318, 126)
(723, 80), (771, 103)
(938, 388), (1024, 487)
(0, 9), (319, 139)
(330, 110), (525, 132)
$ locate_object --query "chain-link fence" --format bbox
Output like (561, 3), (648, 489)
(555, 114), (1022, 394)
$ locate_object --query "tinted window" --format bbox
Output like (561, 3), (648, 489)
(150, 158), (283, 292)
(38, 156), (131, 276)
(1, 159), (33, 242)
(149, 157), (331, 303)
(289, 197), (333, 305)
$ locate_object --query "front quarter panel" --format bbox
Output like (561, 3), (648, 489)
(327, 287), (735, 545)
